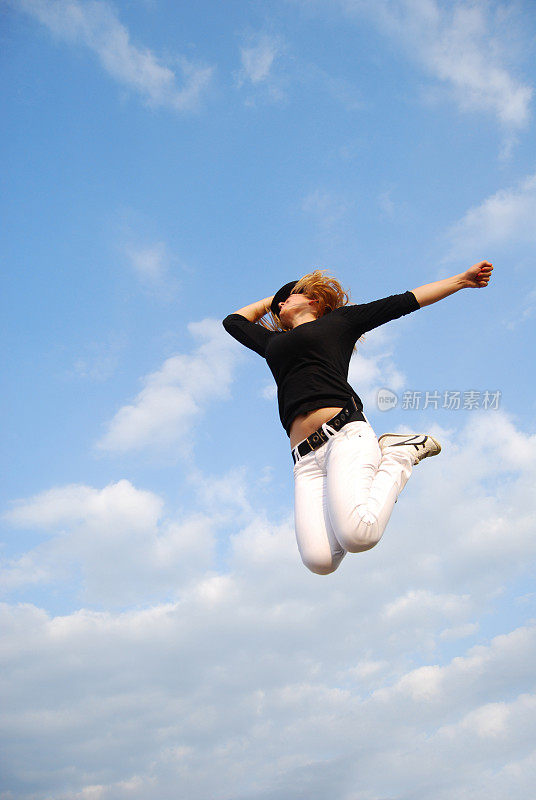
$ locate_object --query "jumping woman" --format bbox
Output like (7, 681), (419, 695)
(222, 262), (493, 575)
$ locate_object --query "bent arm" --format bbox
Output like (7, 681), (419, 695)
(411, 261), (493, 308)
(233, 295), (275, 322)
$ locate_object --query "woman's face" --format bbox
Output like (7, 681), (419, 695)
(278, 292), (318, 320)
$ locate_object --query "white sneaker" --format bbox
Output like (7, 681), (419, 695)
(378, 433), (442, 464)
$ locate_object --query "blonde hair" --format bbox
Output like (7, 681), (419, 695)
(259, 269), (363, 349)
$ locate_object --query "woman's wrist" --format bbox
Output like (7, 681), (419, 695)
(263, 295), (275, 314)
(234, 295), (276, 322)
(254, 296), (275, 321)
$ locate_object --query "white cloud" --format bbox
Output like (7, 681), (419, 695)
(3, 410), (536, 797)
(236, 31), (362, 111)
(445, 171), (536, 259)
(2, 480), (185, 603)
(440, 622), (479, 641)
(383, 587), (471, 623)
(1, 469), (254, 605)
(260, 381), (277, 401)
(347, 325), (407, 408)
(125, 241), (170, 283)
(238, 35), (279, 85)
(235, 33), (287, 104)
(516, 284), (536, 326)
(349, 347), (406, 408)
(1, 608), (535, 799)
(4, 480), (162, 530)
(320, 0), (532, 130)
(376, 624), (536, 711)
(96, 318), (244, 454)
(17, 0), (213, 110)
(122, 239), (183, 299)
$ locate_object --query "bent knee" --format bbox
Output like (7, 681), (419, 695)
(336, 509), (383, 553)
(301, 552), (341, 575)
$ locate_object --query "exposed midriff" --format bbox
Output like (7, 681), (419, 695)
(289, 406), (344, 449)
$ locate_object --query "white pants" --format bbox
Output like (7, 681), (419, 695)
(292, 418), (414, 574)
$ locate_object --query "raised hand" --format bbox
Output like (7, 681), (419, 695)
(465, 261), (493, 288)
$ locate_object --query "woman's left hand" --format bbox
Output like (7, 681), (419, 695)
(464, 261), (493, 288)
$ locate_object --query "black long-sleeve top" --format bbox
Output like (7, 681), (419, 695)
(222, 290), (420, 437)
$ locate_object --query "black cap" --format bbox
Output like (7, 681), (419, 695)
(270, 280), (300, 316)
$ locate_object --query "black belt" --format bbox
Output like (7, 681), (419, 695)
(291, 396), (366, 464)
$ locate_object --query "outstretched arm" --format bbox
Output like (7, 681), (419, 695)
(411, 261), (493, 308)
(233, 295), (275, 322)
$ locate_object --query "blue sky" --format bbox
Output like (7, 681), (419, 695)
(2, 1), (536, 798)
